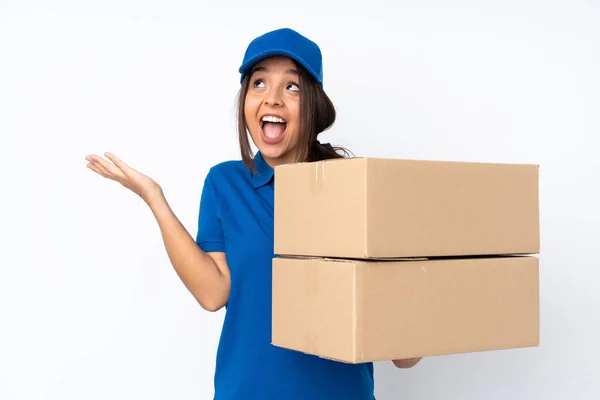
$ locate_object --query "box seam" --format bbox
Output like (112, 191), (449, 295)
(364, 158), (369, 258)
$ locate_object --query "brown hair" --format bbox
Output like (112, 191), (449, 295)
(236, 60), (352, 173)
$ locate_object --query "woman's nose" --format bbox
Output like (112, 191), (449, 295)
(264, 87), (283, 106)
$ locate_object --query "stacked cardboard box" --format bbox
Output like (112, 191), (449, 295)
(272, 157), (540, 363)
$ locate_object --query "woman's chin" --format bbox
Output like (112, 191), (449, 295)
(258, 145), (285, 159)
(257, 143), (296, 165)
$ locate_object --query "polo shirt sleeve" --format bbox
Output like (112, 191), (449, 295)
(195, 172), (225, 253)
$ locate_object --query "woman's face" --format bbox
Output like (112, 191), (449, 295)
(244, 56), (301, 167)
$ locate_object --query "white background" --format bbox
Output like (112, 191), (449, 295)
(1, 0), (599, 399)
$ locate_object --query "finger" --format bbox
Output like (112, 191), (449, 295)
(91, 159), (115, 179)
(85, 155), (115, 177)
(87, 162), (111, 179)
(86, 155), (123, 181)
(86, 154), (125, 179)
(104, 152), (137, 175)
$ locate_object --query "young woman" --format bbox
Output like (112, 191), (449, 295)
(85, 27), (420, 400)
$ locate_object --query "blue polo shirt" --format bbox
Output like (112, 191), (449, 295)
(195, 151), (375, 400)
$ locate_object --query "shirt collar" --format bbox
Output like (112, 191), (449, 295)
(252, 151), (274, 188)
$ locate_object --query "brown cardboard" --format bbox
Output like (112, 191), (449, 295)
(272, 256), (539, 363)
(274, 158), (539, 258)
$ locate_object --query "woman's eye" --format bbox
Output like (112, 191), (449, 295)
(287, 83), (300, 92)
(253, 79), (265, 88)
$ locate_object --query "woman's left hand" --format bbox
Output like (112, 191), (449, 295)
(85, 152), (164, 207)
(392, 357), (422, 368)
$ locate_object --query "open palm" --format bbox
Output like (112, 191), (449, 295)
(85, 152), (163, 206)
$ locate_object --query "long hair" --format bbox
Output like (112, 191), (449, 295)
(236, 60), (352, 173)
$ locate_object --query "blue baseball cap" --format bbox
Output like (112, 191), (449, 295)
(238, 28), (323, 85)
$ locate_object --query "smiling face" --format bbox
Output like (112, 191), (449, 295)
(243, 56), (302, 167)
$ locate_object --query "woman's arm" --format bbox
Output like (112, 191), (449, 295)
(85, 152), (230, 312)
(150, 196), (230, 311)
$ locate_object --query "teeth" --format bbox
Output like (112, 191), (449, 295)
(262, 115), (286, 123)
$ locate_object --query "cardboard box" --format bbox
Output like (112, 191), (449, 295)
(274, 158), (539, 258)
(272, 256), (539, 363)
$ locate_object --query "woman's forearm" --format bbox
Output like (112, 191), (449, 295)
(148, 195), (230, 311)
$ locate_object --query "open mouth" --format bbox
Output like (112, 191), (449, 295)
(260, 115), (287, 145)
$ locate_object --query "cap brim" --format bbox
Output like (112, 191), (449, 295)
(239, 49), (322, 84)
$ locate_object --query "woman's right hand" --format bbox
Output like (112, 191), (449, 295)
(85, 152), (164, 207)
